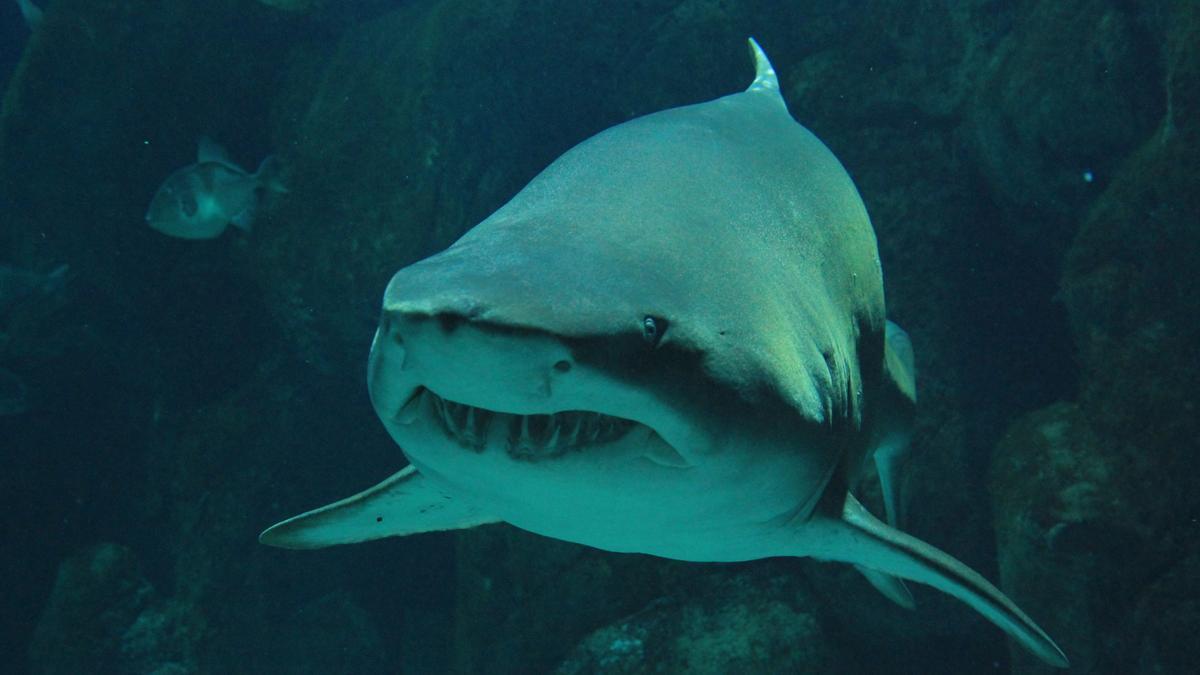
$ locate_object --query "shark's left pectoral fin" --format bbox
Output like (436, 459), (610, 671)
(833, 494), (1068, 668)
(259, 465), (498, 550)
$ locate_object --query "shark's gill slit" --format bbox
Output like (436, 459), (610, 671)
(420, 388), (636, 458)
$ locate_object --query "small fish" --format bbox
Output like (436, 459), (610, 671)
(15, 0), (42, 30)
(145, 137), (284, 240)
(0, 367), (28, 416)
(0, 263), (68, 315)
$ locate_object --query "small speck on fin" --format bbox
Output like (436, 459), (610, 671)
(259, 465), (499, 550)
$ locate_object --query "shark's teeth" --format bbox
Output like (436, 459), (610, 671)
(423, 390), (634, 459)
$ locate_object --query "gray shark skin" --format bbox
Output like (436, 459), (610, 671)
(261, 40), (1067, 668)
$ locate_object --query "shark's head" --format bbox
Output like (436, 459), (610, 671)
(365, 212), (839, 548)
(369, 220), (736, 475)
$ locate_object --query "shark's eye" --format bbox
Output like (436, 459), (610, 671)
(642, 315), (667, 347)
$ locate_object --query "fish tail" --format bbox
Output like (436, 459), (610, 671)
(254, 155), (289, 194)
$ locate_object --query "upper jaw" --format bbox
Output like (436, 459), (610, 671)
(368, 331), (707, 465)
(391, 385), (644, 458)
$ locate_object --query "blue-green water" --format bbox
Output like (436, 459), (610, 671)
(2, 1), (1196, 673)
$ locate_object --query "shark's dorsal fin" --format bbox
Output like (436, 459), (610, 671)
(746, 38), (783, 104)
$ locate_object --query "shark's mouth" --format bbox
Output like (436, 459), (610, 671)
(411, 387), (638, 460)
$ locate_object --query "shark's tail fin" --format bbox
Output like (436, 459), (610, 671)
(830, 494), (1068, 668)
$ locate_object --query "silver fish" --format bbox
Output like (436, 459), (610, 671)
(145, 137), (283, 240)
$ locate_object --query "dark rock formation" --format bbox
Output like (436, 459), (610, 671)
(991, 403), (1143, 673)
(453, 526), (674, 674)
(555, 570), (840, 675)
(992, 2), (1200, 672)
(967, 2), (1162, 231)
(1134, 551), (1200, 673)
(28, 543), (198, 675)
(267, 591), (388, 674)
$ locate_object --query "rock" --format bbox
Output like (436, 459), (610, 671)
(28, 543), (155, 674)
(453, 525), (671, 673)
(1017, 4), (1200, 670)
(991, 3), (1200, 672)
(267, 592), (388, 674)
(1134, 551), (1200, 674)
(990, 403), (1148, 673)
(555, 570), (840, 675)
(1060, 0), (1200, 457)
(118, 600), (202, 675)
(967, 1), (1162, 231)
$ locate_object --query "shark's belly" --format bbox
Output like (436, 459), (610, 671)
(386, 399), (808, 561)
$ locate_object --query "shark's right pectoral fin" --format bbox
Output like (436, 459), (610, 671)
(259, 465), (499, 550)
(833, 494), (1068, 668)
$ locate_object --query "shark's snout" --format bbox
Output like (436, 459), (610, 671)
(370, 303), (577, 421)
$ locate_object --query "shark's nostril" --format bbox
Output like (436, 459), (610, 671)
(378, 311), (405, 347)
(553, 360), (571, 373)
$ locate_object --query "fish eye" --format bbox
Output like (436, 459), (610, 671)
(179, 193), (199, 217)
(642, 315), (667, 347)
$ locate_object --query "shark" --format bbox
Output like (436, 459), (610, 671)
(261, 39), (1067, 668)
